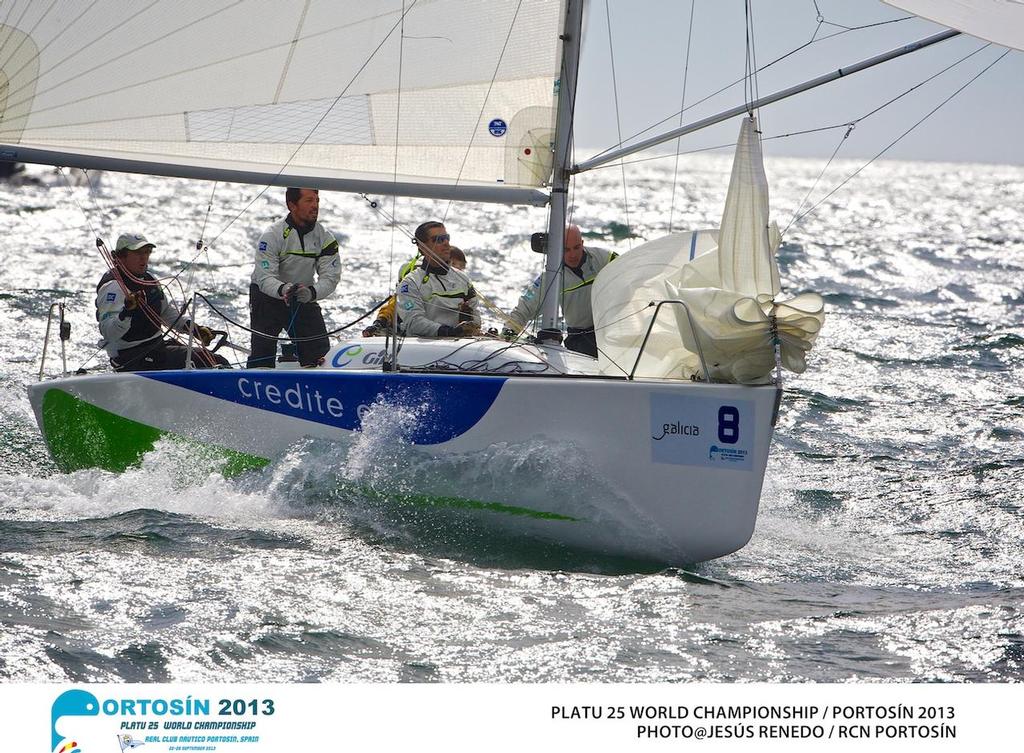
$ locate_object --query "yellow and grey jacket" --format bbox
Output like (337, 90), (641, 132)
(375, 255), (420, 327)
(397, 262), (481, 337)
(250, 216), (341, 300)
(507, 248), (617, 332)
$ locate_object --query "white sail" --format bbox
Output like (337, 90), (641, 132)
(884, 0), (1024, 51)
(0, 0), (564, 204)
(593, 117), (825, 384)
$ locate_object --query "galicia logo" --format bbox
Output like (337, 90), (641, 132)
(331, 344), (364, 368)
(488, 118), (508, 137)
(652, 421), (700, 441)
(52, 689), (99, 753)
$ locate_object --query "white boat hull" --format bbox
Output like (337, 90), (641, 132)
(28, 340), (779, 564)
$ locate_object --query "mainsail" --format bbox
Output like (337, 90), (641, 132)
(884, 0), (1024, 51)
(0, 0), (564, 205)
(592, 117), (825, 384)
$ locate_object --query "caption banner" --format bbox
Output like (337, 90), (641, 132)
(6, 682), (1016, 752)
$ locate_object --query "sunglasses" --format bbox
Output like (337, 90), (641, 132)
(430, 234), (450, 243)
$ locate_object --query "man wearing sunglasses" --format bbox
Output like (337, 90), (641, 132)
(396, 221), (481, 338)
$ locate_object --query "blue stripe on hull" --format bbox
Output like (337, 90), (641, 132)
(142, 370), (506, 445)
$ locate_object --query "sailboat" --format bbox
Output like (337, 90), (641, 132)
(4, 0), (1017, 564)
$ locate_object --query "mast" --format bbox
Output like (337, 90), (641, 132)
(540, 0), (586, 331)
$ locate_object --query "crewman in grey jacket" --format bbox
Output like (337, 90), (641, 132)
(248, 188), (341, 367)
(506, 224), (617, 357)
(96, 233), (227, 370)
(397, 221), (481, 338)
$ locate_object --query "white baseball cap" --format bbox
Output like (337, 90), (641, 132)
(115, 233), (156, 252)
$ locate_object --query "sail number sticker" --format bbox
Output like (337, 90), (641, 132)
(649, 393), (754, 470)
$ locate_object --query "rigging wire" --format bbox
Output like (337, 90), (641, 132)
(604, 0), (633, 250)
(782, 41), (994, 234)
(746, 0), (763, 122)
(669, 0), (696, 234)
(388, 0), (407, 304)
(787, 49), (1011, 231)
(442, 0), (525, 223)
(193, 293), (386, 342)
(784, 123), (855, 235)
(208, 1), (421, 246)
(582, 12), (916, 165)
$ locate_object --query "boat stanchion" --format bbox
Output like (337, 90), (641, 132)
(629, 300), (710, 382)
(38, 301), (62, 380)
(185, 292), (197, 369)
(58, 303), (70, 377)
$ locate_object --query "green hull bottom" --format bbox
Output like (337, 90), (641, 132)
(38, 388), (576, 522)
(41, 388), (269, 476)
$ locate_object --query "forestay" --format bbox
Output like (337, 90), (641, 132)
(0, 0), (564, 205)
(592, 118), (825, 384)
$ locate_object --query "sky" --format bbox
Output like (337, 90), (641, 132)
(572, 0), (1024, 166)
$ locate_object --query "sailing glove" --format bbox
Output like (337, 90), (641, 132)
(280, 283), (315, 304)
(438, 322), (478, 337)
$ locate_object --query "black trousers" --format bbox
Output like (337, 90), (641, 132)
(113, 339), (228, 371)
(247, 283), (329, 368)
(565, 329), (597, 358)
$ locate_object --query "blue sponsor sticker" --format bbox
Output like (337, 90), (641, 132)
(141, 371), (507, 445)
(259, 241), (268, 251)
(106, 292), (117, 301)
(488, 118), (507, 137)
(399, 283), (409, 293)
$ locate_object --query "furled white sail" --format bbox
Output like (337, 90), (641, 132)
(0, 0), (564, 204)
(884, 0), (1024, 51)
(592, 117), (825, 384)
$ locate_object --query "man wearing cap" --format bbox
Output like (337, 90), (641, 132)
(96, 233), (227, 371)
(396, 221), (481, 338)
(248, 187), (341, 367)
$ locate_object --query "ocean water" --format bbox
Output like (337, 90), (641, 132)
(1, 155), (1022, 683)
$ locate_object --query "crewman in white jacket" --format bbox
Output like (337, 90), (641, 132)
(505, 224), (617, 357)
(248, 188), (341, 367)
(397, 222), (481, 338)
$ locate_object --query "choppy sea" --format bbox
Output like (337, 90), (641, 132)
(1, 155), (1022, 683)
